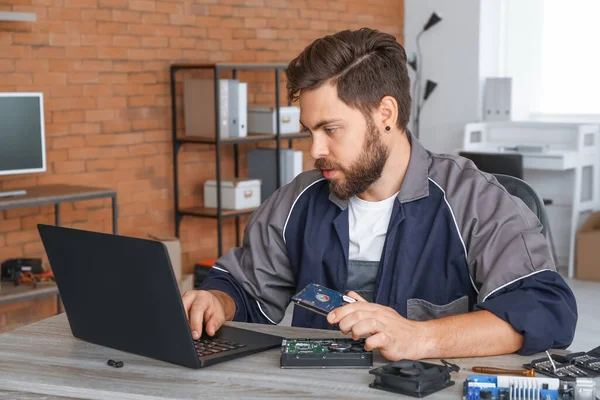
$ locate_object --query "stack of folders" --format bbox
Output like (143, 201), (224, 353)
(183, 78), (248, 139)
(247, 149), (303, 203)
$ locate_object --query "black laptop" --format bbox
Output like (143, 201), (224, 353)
(37, 224), (282, 369)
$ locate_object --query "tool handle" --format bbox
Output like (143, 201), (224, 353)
(472, 367), (535, 377)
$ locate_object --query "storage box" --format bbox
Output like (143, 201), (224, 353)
(177, 273), (195, 294)
(576, 211), (600, 281)
(248, 106), (300, 134)
(204, 179), (261, 210)
(148, 235), (182, 282)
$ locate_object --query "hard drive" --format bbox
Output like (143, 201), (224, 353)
(280, 338), (372, 369)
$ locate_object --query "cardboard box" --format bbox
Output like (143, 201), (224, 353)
(178, 273), (195, 294)
(576, 211), (600, 281)
(148, 235), (182, 282)
(204, 178), (261, 210)
(248, 106), (300, 134)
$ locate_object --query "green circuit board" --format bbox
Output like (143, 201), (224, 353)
(282, 339), (330, 354)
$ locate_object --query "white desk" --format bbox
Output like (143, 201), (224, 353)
(461, 121), (600, 278)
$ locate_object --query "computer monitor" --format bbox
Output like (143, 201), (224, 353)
(0, 92), (46, 198)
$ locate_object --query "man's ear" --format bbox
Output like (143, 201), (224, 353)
(377, 96), (399, 131)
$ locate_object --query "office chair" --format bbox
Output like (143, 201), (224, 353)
(491, 173), (559, 267)
(458, 152), (553, 206)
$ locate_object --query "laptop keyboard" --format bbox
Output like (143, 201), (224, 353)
(194, 337), (247, 358)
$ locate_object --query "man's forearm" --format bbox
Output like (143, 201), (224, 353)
(208, 290), (236, 321)
(419, 310), (524, 359)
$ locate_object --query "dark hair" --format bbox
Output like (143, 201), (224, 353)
(286, 28), (411, 131)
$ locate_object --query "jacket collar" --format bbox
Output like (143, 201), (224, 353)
(327, 130), (431, 209)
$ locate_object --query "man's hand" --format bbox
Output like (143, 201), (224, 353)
(327, 291), (524, 360)
(182, 290), (236, 340)
(327, 291), (432, 361)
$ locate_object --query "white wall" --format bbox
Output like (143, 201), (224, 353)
(503, 0), (545, 120)
(404, 0), (481, 154)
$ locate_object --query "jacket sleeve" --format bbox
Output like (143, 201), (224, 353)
(197, 170), (323, 325)
(439, 162), (578, 355)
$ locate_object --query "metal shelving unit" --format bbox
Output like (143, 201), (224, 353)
(169, 63), (310, 257)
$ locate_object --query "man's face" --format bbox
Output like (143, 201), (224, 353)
(299, 82), (389, 200)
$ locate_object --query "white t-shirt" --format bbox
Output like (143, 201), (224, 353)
(348, 191), (398, 262)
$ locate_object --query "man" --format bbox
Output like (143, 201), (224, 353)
(182, 28), (577, 361)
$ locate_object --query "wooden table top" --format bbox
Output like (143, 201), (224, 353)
(0, 314), (577, 399)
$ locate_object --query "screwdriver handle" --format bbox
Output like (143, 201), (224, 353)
(472, 367), (535, 377)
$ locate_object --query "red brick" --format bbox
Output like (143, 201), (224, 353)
(81, 9), (112, 21)
(112, 35), (141, 48)
(156, 25), (182, 37)
(64, 0), (98, 7)
(70, 123), (101, 135)
(141, 13), (169, 24)
(97, 97), (127, 109)
(86, 159), (117, 171)
(50, 33), (82, 47)
(54, 161), (86, 174)
(53, 111), (85, 123)
(113, 10), (141, 23)
(127, 23), (156, 36)
(53, 135), (85, 149)
(69, 147), (100, 160)
(97, 22), (128, 35)
(169, 14), (196, 26)
(102, 120), (132, 133)
(66, 47), (97, 59)
(168, 37), (196, 49)
(5, 230), (39, 246)
(83, 85), (113, 97)
(129, 0), (155, 12)
(47, 149), (70, 162)
(141, 36), (168, 48)
(127, 48), (157, 60)
(208, 5), (233, 16)
(0, 219), (21, 234)
(181, 27), (207, 37)
(128, 96), (156, 107)
(86, 133), (144, 146)
(0, 60), (15, 72)
(48, 7), (82, 21)
(98, 73), (128, 84)
(97, 47), (128, 59)
(113, 61), (143, 72)
(34, 73), (67, 85)
(244, 18), (267, 28)
(13, 33), (49, 45)
(68, 72), (99, 84)
(85, 109), (116, 122)
(81, 34), (112, 47)
(98, 0), (127, 8)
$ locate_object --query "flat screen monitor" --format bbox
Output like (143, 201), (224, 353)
(0, 92), (46, 197)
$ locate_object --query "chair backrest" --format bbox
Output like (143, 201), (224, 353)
(493, 173), (549, 238)
(459, 151), (524, 180)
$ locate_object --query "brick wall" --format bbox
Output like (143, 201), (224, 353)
(0, 0), (404, 284)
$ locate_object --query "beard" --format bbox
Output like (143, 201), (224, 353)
(315, 119), (389, 200)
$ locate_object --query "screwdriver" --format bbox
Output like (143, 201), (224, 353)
(472, 366), (536, 377)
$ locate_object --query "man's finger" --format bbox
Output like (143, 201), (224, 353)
(189, 300), (208, 340)
(349, 319), (385, 340)
(205, 310), (225, 337)
(346, 291), (367, 302)
(364, 332), (390, 351)
(181, 291), (196, 320)
(327, 302), (380, 324)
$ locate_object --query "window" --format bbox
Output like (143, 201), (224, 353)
(536, 0), (600, 115)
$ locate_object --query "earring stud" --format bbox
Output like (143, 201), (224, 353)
(385, 126), (391, 131)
